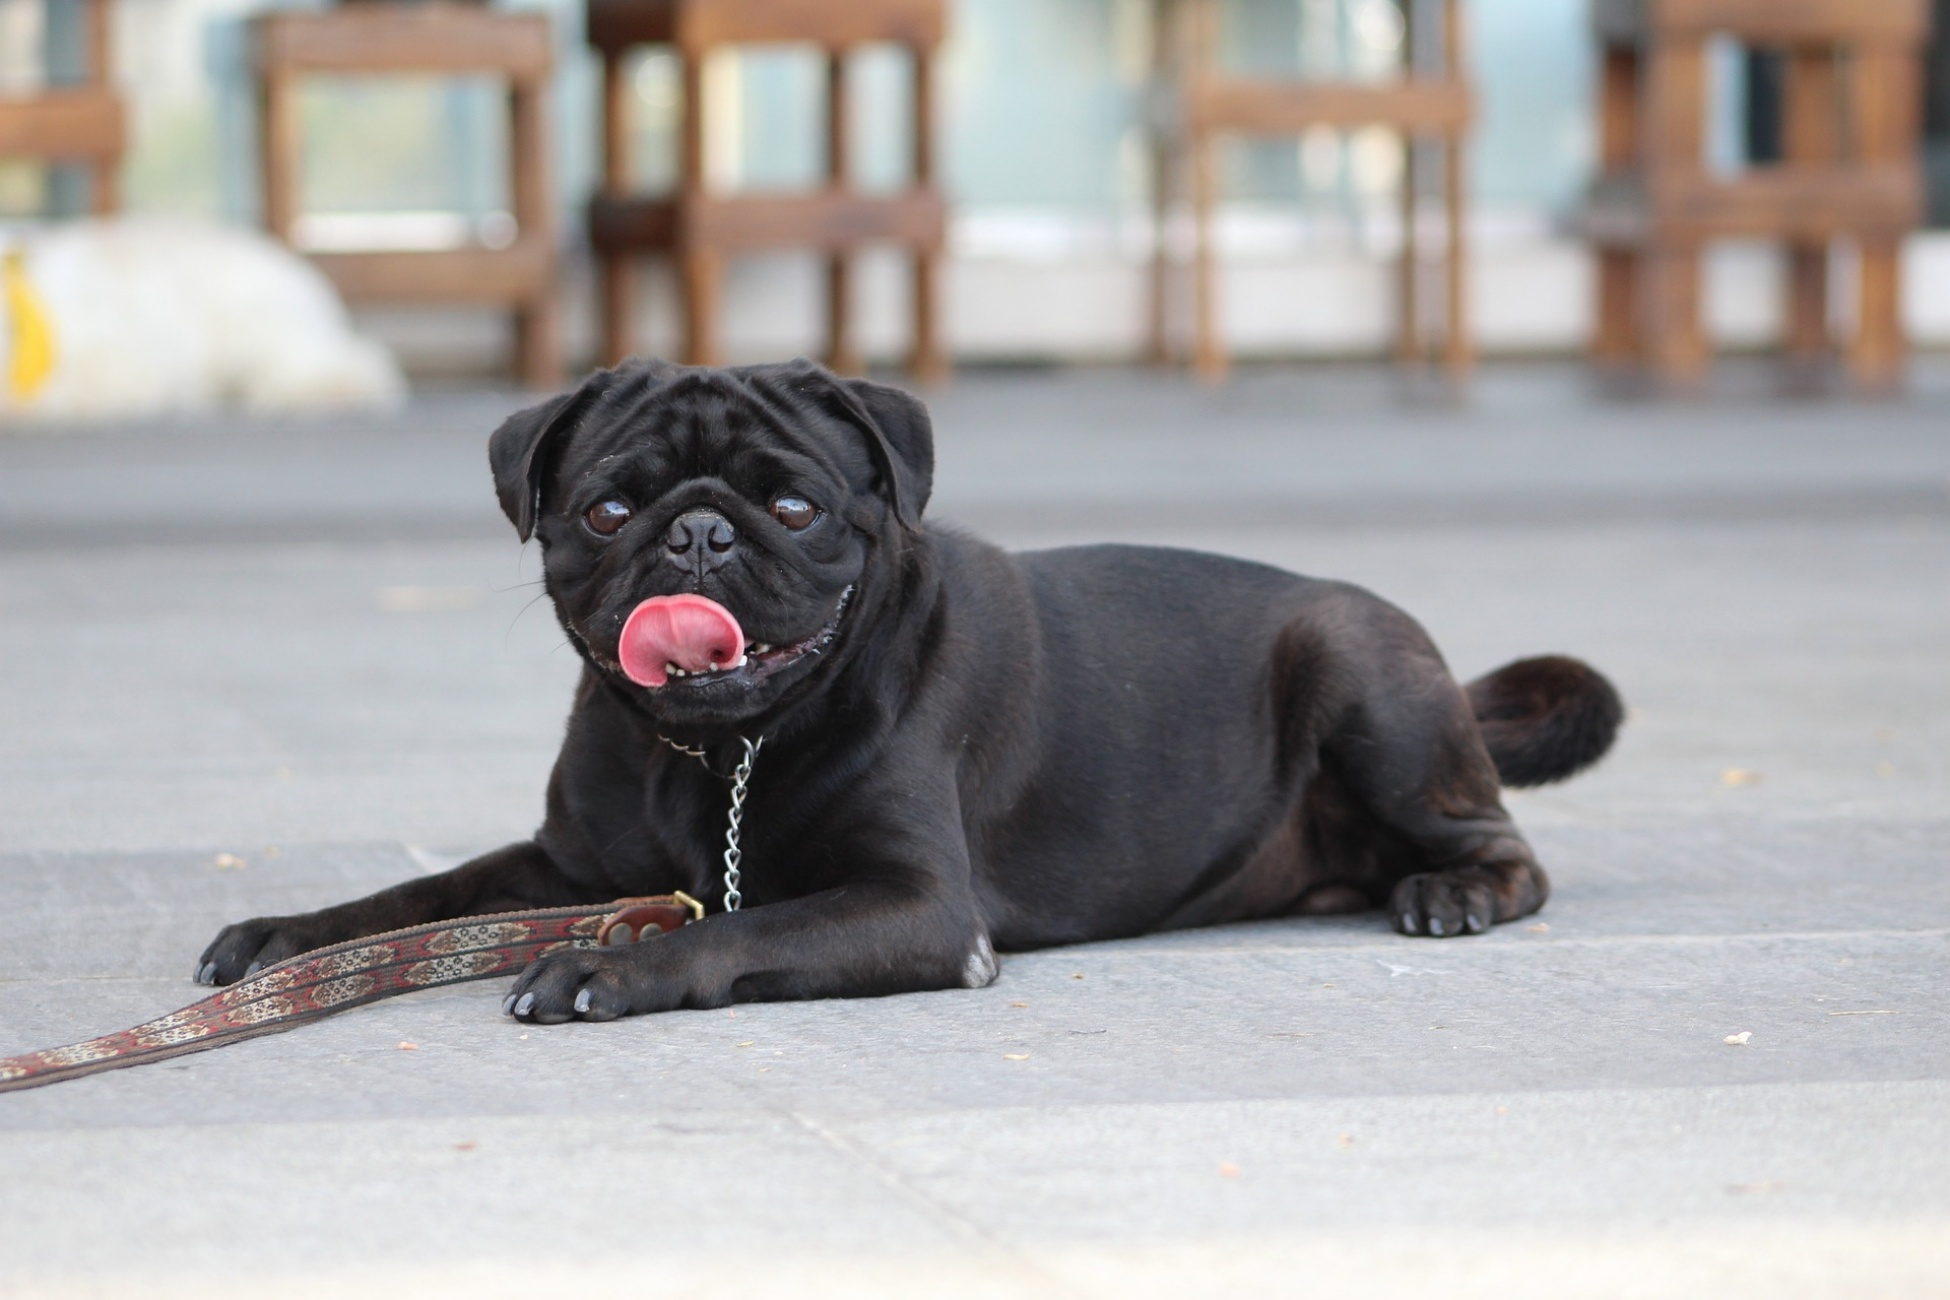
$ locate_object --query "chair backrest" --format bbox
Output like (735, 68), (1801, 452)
(1596, 0), (1928, 47)
(586, 0), (944, 54)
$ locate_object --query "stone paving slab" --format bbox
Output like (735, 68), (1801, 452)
(3, 813), (1944, 1127)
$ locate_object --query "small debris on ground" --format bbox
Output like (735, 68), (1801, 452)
(1218, 1162), (1240, 1177)
(1829, 1009), (1897, 1016)
(1527, 922), (1550, 933)
(1724, 1031), (1752, 1045)
(1003, 1053), (1029, 1061)
(1721, 768), (1762, 787)
(1009, 1001), (1028, 1008)
(212, 853), (246, 870)
(453, 1142), (477, 1152)
(397, 1042), (418, 1051)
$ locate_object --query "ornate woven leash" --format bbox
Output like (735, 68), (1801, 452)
(0, 892), (703, 1095)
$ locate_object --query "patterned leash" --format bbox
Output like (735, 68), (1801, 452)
(0, 893), (703, 1095)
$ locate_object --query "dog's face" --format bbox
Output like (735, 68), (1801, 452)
(488, 359), (933, 732)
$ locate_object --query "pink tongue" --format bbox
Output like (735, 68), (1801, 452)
(618, 594), (746, 687)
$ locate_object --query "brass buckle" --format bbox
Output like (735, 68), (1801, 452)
(597, 891), (706, 947)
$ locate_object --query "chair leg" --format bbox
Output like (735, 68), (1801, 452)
(598, 49), (633, 368)
(1594, 40), (1641, 368)
(1441, 134), (1471, 380)
(1397, 135), (1422, 366)
(826, 255), (861, 375)
(907, 246), (947, 384)
(516, 294), (563, 390)
(824, 50), (862, 376)
(508, 76), (557, 385)
(259, 66), (299, 244)
(1595, 248), (1641, 365)
(1190, 129), (1225, 382)
(1785, 244), (1829, 361)
(681, 248), (724, 367)
(1145, 0), (1178, 367)
(1850, 239), (1903, 390)
(1147, 129), (1178, 367)
(1645, 242), (1706, 386)
(1845, 41), (1912, 391)
(600, 254), (633, 367)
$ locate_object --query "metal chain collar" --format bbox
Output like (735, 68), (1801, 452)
(660, 733), (764, 912)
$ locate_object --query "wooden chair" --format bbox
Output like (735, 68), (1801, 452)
(254, 1), (561, 388)
(1587, 0), (1929, 388)
(586, 0), (948, 379)
(0, 0), (124, 214)
(1149, 0), (1474, 381)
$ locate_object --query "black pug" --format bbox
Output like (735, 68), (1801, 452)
(197, 360), (1622, 1023)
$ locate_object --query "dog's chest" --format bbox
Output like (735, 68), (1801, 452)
(635, 762), (837, 904)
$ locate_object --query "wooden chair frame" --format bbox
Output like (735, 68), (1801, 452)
(1588, 0), (1928, 388)
(586, 0), (948, 380)
(1150, 0), (1474, 381)
(0, 0), (124, 214)
(254, 2), (561, 388)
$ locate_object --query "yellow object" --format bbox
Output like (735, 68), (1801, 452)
(4, 249), (57, 401)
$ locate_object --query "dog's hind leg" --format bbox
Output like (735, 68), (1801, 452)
(1283, 592), (1549, 938)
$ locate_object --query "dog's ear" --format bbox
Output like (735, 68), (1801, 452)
(487, 372), (619, 541)
(842, 376), (934, 528)
(778, 361), (934, 529)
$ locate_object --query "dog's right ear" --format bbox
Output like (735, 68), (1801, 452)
(487, 379), (607, 542)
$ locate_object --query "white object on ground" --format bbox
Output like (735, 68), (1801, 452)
(0, 217), (404, 421)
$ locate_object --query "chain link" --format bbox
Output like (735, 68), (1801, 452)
(657, 733), (764, 913)
(719, 734), (763, 912)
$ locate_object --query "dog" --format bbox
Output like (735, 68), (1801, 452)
(1, 217), (402, 421)
(196, 359), (1622, 1023)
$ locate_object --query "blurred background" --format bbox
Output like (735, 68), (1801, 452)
(7, 0), (1950, 376)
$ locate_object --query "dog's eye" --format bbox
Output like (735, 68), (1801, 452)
(770, 496), (819, 531)
(584, 500), (633, 536)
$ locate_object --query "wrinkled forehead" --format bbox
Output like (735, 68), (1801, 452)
(567, 371), (872, 489)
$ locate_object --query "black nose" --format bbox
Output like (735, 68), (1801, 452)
(665, 509), (736, 571)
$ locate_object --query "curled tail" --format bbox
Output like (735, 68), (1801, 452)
(1466, 655), (1623, 788)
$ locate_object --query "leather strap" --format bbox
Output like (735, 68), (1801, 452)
(0, 893), (703, 1094)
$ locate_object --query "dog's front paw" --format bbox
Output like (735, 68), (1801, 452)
(194, 915), (332, 986)
(503, 945), (704, 1024)
(1390, 873), (1496, 938)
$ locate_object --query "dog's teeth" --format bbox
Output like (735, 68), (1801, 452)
(752, 643), (771, 655)
(729, 653), (747, 669)
(666, 663), (685, 677)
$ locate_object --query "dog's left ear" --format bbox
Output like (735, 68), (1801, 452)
(781, 362), (933, 529)
(841, 377), (934, 529)
(487, 373), (618, 541)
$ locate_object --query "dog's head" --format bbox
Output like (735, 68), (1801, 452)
(488, 359), (933, 733)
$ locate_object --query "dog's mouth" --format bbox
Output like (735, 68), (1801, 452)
(601, 586), (854, 694)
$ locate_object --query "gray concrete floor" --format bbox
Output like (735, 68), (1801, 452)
(1, 362), (1947, 1297)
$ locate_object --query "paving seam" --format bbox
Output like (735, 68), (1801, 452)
(787, 1110), (1088, 1299)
